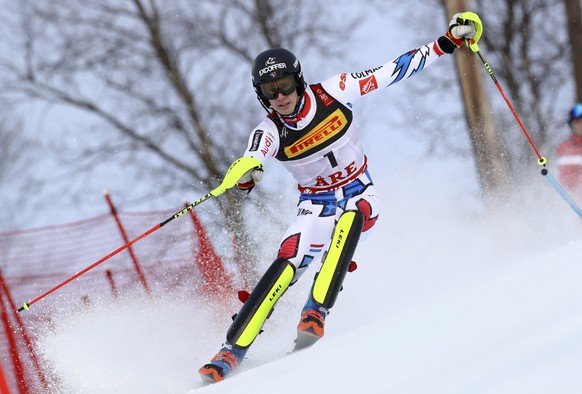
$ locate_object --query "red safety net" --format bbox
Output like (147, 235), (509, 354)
(0, 202), (238, 393)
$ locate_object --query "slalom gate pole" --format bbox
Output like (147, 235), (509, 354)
(104, 191), (151, 294)
(0, 360), (10, 394)
(0, 269), (50, 390)
(17, 192), (213, 312)
(466, 37), (582, 219)
(17, 157), (262, 312)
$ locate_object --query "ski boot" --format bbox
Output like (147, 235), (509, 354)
(198, 342), (248, 383)
(294, 296), (329, 350)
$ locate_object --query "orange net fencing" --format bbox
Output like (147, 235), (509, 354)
(0, 198), (239, 393)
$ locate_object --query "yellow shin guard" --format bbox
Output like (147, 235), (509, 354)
(227, 258), (295, 348)
(312, 210), (364, 308)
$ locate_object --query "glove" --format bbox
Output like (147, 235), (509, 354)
(210, 156), (262, 196)
(446, 12), (477, 48)
(237, 167), (264, 192)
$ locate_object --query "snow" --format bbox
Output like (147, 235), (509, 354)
(33, 156), (582, 393)
(194, 238), (582, 394)
(189, 195), (582, 394)
(7, 2), (582, 392)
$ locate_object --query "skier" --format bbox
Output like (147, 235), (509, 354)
(199, 11), (482, 383)
(557, 103), (582, 201)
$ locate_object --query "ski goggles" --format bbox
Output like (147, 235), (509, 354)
(569, 103), (582, 123)
(259, 75), (297, 100)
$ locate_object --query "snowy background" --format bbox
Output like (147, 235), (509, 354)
(7, 2), (582, 393)
(33, 157), (582, 393)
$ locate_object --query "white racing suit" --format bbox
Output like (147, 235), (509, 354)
(243, 39), (447, 283)
(216, 39), (451, 357)
(200, 36), (458, 383)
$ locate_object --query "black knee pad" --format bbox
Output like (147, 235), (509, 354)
(312, 210), (364, 309)
(227, 258), (295, 348)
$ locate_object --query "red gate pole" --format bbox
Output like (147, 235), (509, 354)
(103, 191), (151, 295)
(0, 271), (48, 391)
(185, 202), (233, 298)
(104, 269), (118, 299)
(0, 286), (28, 394)
(0, 359), (11, 394)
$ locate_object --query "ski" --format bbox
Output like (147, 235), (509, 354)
(293, 331), (321, 351)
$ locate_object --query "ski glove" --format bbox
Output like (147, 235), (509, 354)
(237, 167), (264, 193)
(446, 12), (482, 48)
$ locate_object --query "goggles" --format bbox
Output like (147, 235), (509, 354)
(569, 103), (582, 123)
(259, 75), (297, 100)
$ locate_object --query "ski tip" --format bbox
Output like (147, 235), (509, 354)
(199, 364), (224, 384)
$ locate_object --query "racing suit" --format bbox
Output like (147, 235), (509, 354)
(242, 39), (448, 282)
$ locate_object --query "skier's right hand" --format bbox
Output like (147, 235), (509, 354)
(237, 167), (264, 193)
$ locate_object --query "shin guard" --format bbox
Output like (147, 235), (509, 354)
(227, 258), (295, 348)
(312, 210), (364, 309)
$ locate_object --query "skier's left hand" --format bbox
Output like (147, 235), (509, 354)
(445, 12), (481, 49)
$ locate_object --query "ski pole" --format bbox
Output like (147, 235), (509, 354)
(18, 157), (262, 312)
(472, 46), (582, 218)
(470, 46), (545, 163)
(460, 13), (582, 219)
(540, 167), (582, 219)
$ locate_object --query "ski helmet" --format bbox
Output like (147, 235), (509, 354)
(251, 48), (305, 107)
(568, 103), (582, 125)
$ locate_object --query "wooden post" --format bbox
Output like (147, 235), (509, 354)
(442, 0), (510, 201)
(564, 0), (582, 102)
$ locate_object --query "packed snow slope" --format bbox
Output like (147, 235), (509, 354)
(34, 157), (582, 394)
(12, 2), (581, 392)
(193, 241), (582, 394)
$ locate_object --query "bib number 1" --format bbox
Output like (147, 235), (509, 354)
(324, 151), (338, 168)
